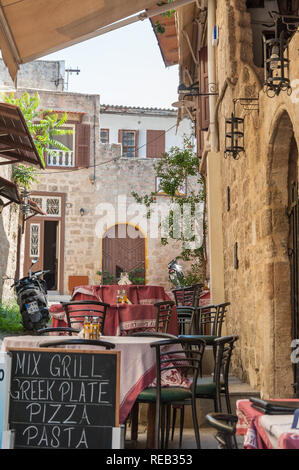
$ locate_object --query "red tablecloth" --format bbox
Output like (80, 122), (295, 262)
(236, 399), (299, 449)
(50, 285), (178, 336)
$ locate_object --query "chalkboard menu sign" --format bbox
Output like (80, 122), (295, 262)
(8, 348), (120, 449)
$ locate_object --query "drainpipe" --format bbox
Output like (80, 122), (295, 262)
(207, 0), (218, 151)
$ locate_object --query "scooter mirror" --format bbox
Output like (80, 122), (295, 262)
(31, 258), (39, 266)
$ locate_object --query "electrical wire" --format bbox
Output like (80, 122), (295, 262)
(36, 122), (178, 175)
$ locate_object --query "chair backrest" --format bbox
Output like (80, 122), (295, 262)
(40, 338), (115, 349)
(154, 301), (175, 333)
(172, 284), (204, 308)
(196, 302), (230, 336)
(206, 412), (238, 449)
(151, 336), (206, 448)
(61, 300), (110, 334)
(213, 335), (239, 389)
(176, 306), (196, 335)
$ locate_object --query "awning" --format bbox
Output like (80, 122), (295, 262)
(0, 0), (197, 83)
(0, 175), (21, 204)
(0, 102), (44, 168)
(0, 0), (161, 82)
(150, 13), (179, 67)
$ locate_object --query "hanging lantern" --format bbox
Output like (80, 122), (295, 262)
(263, 31), (291, 97)
(224, 113), (245, 160)
(20, 188), (31, 216)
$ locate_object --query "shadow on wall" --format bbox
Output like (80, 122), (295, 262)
(0, 214), (10, 301)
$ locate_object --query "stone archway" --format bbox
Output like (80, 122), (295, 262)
(267, 110), (299, 397)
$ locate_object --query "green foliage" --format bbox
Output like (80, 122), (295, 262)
(12, 164), (39, 189)
(131, 137), (208, 285)
(128, 268), (145, 285)
(96, 268), (145, 286)
(154, 0), (175, 34)
(97, 271), (116, 285)
(0, 302), (23, 332)
(1, 91), (73, 186)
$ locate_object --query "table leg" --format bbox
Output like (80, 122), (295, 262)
(131, 402), (139, 441)
(146, 403), (156, 448)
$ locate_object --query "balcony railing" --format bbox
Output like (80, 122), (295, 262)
(47, 150), (75, 167)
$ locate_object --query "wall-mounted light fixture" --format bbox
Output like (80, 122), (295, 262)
(263, 13), (299, 98)
(177, 82), (218, 98)
(80, 208), (85, 216)
(20, 188), (31, 217)
(224, 97), (259, 160)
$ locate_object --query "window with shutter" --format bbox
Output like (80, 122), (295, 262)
(146, 130), (166, 158)
(46, 124), (75, 168)
(119, 130), (139, 158)
(100, 129), (109, 143)
(76, 123), (91, 168)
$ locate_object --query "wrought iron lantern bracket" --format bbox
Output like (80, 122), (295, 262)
(224, 97), (259, 160)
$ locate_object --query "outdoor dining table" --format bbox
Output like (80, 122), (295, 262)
(50, 284), (178, 336)
(1, 333), (188, 448)
(236, 399), (299, 449)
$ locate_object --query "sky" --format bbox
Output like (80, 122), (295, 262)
(43, 18), (180, 109)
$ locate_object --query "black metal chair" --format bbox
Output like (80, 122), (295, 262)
(193, 302), (230, 344)
(37, 326), (80, 336)
(168, 335), (239, 447)
(136, 336), (206, 449)
(39, 338), (115, 349)
(62, 300), (110, 334)
(154, 301), (175, 333)
(129, 332), (177, 339)
(172, 284), (204, 308)
(177, 306), (196, 335)
(206, 412), (238, 449)
(37, 300), (110, 336)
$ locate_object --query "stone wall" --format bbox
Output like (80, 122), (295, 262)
(0, 164), (20, 302)
(207, 0), (299, 397)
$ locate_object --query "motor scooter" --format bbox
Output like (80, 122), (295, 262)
(168, 258), (185, 287)
(11, 258), (50, 331)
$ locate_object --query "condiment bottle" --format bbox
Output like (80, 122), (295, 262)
(83, 316), (91, 339)
(122, 290), (128, 304)
(91, 317), (100, 340)
(117, 290), (122, 304)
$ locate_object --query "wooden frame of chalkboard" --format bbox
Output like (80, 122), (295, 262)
(6, 347), (121, 449)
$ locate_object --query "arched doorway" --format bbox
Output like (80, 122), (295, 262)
(268, 110), (299, 397)
(101, 224), (146, 284)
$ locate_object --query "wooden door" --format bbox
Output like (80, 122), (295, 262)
(102, 224), (145, 284)
(23, 192), (65, 292)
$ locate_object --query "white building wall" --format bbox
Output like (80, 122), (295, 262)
(99, 111), (193, 158)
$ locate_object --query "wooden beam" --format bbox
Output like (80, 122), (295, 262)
(0, 126), (28, 138)
(0, 138), (35, 154)
(0, 151), (39, 165)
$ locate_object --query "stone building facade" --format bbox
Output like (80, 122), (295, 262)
(1, 61), (195, 297)
(156, 0), (299, 398)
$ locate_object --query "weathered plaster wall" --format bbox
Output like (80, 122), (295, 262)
(0, 59), (65, 92)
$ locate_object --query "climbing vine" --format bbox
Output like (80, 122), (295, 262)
(132, 137), (208, 285)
